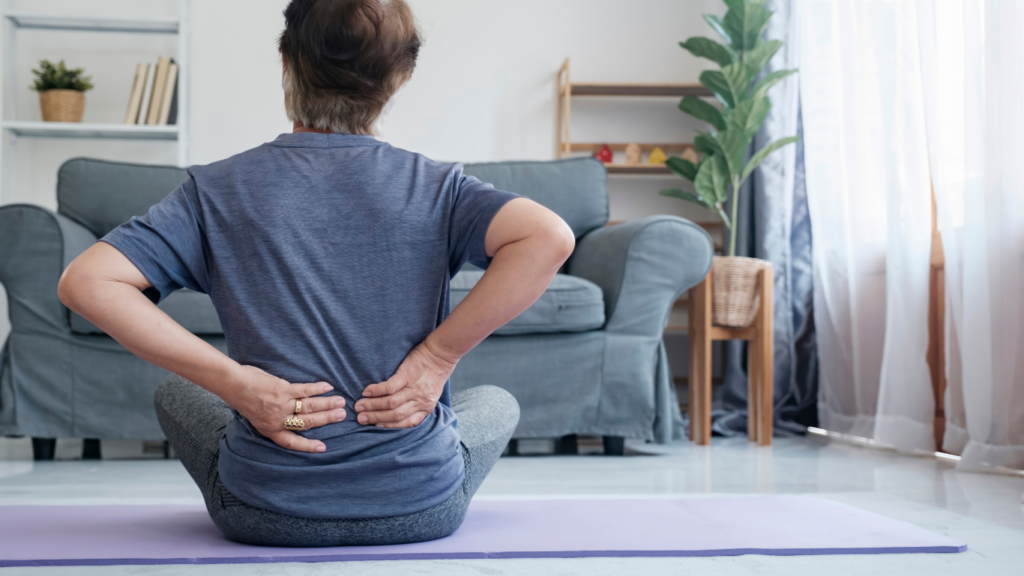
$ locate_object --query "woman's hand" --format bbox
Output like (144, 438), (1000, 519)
(354, 341), (458, 428)
(226, 365), (347, 452)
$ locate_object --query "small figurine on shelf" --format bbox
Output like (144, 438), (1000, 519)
(593, 143), (613, 163)
(648, 146), (667, 165)
(625, 142), (641, 165)
(681, 147), (700, 164)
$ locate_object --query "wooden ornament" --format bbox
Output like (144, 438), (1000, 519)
(625, 142), (642, 165)
(593, 143), (613, 163)
(648, 146), (667, 164)
(681, 147), (700, 164)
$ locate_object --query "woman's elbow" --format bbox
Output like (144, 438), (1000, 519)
(57, 258), (91, 312)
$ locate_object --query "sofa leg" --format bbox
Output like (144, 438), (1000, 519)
(32, 437), (56, 461)
(506, 439), (519, 456)
(603, 436), (625, 456)
(555, 434), (578, 455)
(82, 439), (101, 460)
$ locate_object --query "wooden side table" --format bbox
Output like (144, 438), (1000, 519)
(687, 267), (774, 446)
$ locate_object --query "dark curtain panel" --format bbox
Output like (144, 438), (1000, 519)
(711, 0), (819, 437)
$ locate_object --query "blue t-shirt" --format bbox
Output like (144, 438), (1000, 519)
(103, 132), (519, 519)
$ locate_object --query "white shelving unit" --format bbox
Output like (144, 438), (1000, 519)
(0, 1), (190, 200)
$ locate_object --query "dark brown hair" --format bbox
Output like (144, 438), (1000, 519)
(279, 0), (421, 134)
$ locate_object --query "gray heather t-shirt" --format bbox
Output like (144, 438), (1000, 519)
(103, 132), (519, 519)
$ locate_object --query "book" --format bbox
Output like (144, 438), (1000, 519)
(166, 72), (179, 126)
(123, 63), (147, 124)
(158, 62), (178, 125)
(146, 56), (172, 125)
(137, 62), (157, 125)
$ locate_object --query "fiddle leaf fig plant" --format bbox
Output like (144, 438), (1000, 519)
(660, 0), (798, 256)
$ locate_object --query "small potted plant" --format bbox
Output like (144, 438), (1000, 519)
(659, 0), (798, 328)
(31, 59), (94, 123)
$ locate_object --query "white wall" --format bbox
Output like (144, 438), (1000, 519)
(0, 0), (723, 345)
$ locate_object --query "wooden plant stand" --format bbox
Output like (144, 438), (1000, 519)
(687, 268), (774, 446)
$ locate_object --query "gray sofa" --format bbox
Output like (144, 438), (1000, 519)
(0, 156), (712, 459)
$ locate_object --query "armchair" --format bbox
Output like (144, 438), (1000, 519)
(452, 158), (713, 450)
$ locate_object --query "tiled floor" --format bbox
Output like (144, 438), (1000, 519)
(0, 435), (1022, 575)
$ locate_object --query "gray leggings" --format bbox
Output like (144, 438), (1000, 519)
(153, 375), (519, 547)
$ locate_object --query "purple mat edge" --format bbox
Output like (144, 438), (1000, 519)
(0, 545), (968, 568)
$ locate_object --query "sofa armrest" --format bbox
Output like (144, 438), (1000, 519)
(0, 204), (97, 335)
(568, 215), (713, 336)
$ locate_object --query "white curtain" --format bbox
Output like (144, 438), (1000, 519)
(800, 0), (936, 451)
(918, 0), (1024, 470)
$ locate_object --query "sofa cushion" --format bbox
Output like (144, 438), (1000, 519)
(70, 289), (223, 336)
(463, 158), (608, 239)
(451, 271), (604, 335)
(57, 158), (190, 238)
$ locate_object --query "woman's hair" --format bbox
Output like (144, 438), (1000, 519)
(279, 0), (421, 135)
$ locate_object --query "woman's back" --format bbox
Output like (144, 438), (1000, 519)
(106, 131), (517, 518)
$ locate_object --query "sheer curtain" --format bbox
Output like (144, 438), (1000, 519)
(918, 0), (1024, 470)
(800, 0), (935, 451)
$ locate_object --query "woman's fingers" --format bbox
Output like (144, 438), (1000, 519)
(291, 381), (334, 398)
(356, 399), (421, 425)
(292, 408), (347, 430)
(375, 410), (429, 429)
(361, 375), (407, 398)
(268, 431), (327, 453)
(355, 389), (412, 419)
(298, 396), (346, 414)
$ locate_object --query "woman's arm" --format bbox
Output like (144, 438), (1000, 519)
(57, 243), (346, 453)
(354, 197), (575, 427)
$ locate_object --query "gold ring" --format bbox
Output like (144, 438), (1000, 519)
(284, 415), (305, 431)
(294, 399), (302, 414)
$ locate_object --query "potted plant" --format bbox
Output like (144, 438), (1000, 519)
(660, 0), (798, 328)
(31, 60), (94, 123)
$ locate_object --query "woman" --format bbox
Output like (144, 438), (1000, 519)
(57, 0), (574, 547)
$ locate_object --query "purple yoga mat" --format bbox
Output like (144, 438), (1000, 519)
(0, 496), (965, 567)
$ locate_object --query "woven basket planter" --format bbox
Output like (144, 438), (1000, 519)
(39, 89), (85, 123)
(711, 256), (773, 328)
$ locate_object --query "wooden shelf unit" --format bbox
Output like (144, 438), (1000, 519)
(556, 58), (712, 165)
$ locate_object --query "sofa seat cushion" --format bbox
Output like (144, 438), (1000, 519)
(70, 289), (223, 336)
(451, 271), (605, 335)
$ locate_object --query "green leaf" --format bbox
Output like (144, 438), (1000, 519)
(751, 68), (797, 100)
(710, 128), (749, 178)
(743, 40), (782, 78)
(660, 188), (713, 209)
(665, 157), (699, 181)
(693, 133), (719, 156)
(695, 154), (730, 205)
(679, 97), (725, 130)
(702, 14), (733, 45)
(723, 1), (772, 53)
(721, 62), (753, 102)
(699, 70), (735, 107)
(727, 96), (771, 143)
(741, 135), (799, 182)
(679, 37), (734, 67)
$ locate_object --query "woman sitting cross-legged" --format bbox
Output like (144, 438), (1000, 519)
(57, 0), (574, 547)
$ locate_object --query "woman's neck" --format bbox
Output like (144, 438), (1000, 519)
(292, 121), (334, 134)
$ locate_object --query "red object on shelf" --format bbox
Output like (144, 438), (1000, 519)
(593, 144), (613, 163)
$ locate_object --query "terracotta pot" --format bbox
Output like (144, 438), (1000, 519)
(711, 255), (772, 328)
(39, 89), (85, 122)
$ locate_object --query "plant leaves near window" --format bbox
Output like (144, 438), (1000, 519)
(741, 135), (800, 182)
(679, 38), (735, 67)
(679, 97), (725, 131)
(658, 0), (799, 256)
(665, 157), (699, 181)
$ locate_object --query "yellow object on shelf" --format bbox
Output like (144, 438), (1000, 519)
(648, 146), (667, 164)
